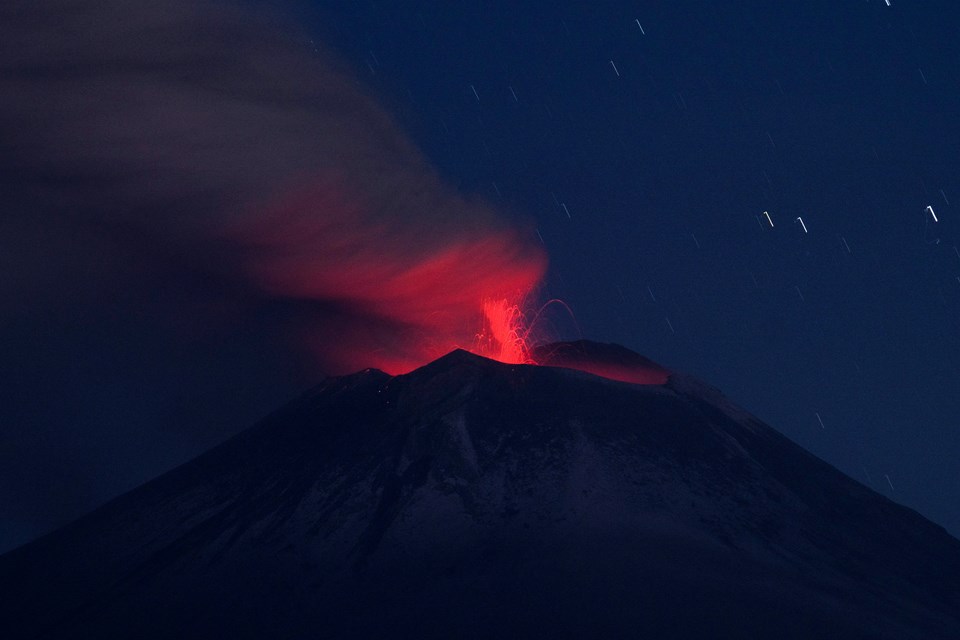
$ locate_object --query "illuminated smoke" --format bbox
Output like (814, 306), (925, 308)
(0, 0), (546, 375)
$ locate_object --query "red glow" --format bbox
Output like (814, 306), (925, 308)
(231, 178), (547, 375)
(231, 181), (666, 384)
(476, 298), (535, 365)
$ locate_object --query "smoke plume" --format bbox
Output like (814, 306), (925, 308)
(0, 0), (546, 375)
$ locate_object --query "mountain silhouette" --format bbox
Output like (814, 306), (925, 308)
(2, 343), (958, 639)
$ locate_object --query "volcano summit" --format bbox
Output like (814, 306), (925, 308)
(1, 343), (958, 638)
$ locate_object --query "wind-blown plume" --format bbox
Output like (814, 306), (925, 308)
(0, 0), (546, 374)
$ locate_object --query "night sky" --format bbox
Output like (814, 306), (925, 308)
(2, 0), (959, 554)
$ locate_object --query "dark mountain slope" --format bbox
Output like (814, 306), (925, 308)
(1, 346), (958, 639)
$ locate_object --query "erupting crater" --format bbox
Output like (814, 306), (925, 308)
(472, 298), (668, 384)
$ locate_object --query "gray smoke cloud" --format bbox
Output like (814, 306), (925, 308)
(0, 0), (545, 367)
(0, 0), (544, 552)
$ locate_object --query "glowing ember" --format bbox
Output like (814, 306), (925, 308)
(231, 179), (548, 376)
(475, 297), (536, 364)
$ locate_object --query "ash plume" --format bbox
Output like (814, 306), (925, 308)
(0, 0), (546, 374)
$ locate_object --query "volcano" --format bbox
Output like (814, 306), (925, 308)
(2, 343), (958, 639)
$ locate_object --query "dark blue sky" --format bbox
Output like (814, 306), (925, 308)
(310, 0), (960, 535)
(1, 0), (958, 553)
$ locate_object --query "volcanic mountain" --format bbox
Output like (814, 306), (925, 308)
(2, 342), (959, 639)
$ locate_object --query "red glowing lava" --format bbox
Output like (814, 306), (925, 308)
(232, 179), (547, 376)
(472, 303), (670, 386)
(228, 174), (662, 384)
(475, 298), (536, 365)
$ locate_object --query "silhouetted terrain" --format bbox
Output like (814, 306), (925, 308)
(2, 343), (959, 639)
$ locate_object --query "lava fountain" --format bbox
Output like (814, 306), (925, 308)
(476, 297), (536, 365)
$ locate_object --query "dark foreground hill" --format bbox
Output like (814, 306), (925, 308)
(2, 344), (959, 639)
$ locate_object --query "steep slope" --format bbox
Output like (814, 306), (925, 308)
(532, 339), (670, 384)
(1, 346), (958, 639)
